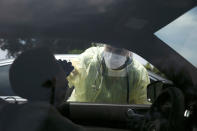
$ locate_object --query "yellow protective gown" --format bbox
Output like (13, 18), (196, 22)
(67, 46), (150, 104)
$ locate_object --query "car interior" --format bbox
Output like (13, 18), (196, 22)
(0, 0), (197, 131)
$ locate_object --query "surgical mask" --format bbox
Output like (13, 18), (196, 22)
(103, 51), (127, 70)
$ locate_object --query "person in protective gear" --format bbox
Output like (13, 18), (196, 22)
(67, 44), (150, 104)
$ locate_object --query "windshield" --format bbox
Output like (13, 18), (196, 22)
(155, 6), (197, 68)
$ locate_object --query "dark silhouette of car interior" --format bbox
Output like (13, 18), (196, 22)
(0, 0), (197, 131)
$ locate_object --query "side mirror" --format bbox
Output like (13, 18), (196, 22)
(147, 81), (164, 103)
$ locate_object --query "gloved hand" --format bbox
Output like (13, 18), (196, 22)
(56, 59), (74, 77)
(56, 59), (75, 102)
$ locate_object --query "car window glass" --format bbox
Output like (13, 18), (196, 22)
(155, 6), (197, 68)
(0, 40), (166, 104)
(66, 44), (169, 104)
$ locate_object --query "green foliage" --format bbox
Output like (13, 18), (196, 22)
(67, 49), (84, 54)
(144, 63), (167, 78)
(144, 63), (152, 71)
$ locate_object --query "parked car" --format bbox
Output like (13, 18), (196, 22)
(0, 54), (171, 103)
